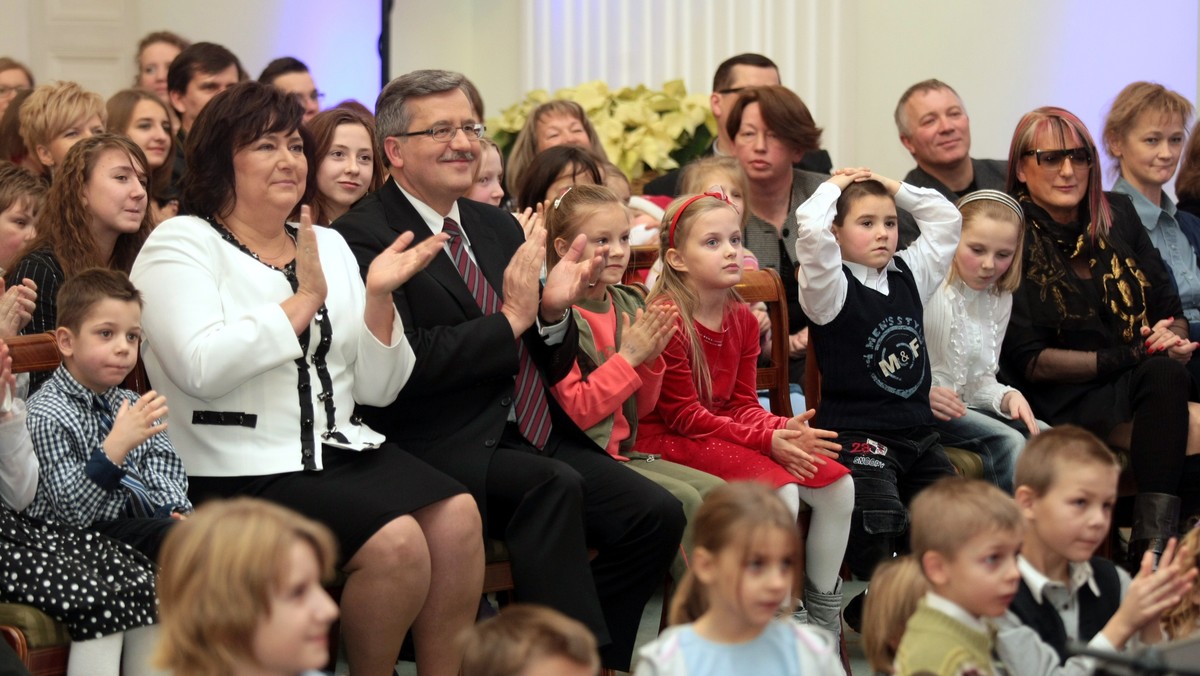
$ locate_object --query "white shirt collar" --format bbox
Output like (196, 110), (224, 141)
(1017, 555), (1100, 604)
(392, 177), (468, 245)
(843, 258), (901, 288)
(925, 591), (990, 634)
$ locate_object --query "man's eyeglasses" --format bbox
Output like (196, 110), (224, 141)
(1022, 147), (1093, 169)
(0, 85), (30, 99)
(292, 91), (325, 104)
(396, 124), (486, 143)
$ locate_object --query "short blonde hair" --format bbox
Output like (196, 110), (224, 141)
(155, 498), (338, 676)
(910, 477), (1022, 567)
(18, 81), (105, 163)
(679, 156), (751, 230)
(862, 555), (927, 674)
(1102, 81), (1193, 168)
(1014, 424), (1120, 496)
(459, 604), (599, 676)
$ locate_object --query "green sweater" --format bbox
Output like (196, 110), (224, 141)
(894, 601), (996, 676)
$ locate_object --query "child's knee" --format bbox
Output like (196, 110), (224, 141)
(851, 474), (906, 538)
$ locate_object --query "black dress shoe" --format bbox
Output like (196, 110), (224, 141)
(843, 588), (866, 635)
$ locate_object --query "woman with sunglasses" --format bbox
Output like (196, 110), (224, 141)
(1001, 107), (1200, 564)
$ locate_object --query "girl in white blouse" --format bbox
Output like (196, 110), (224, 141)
(925, 190), (1046, 492)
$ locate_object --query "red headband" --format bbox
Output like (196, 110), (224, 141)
(668, 190), (734, 249)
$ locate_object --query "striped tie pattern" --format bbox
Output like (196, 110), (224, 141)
(93, 397), (158, 517)
(442, 218), (552, 448)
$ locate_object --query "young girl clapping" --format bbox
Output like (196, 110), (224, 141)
(634, 482), (843, 675)
(634, 191), (853, 639)
(545, 184), (723, 583)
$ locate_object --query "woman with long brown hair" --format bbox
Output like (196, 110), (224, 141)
(107, 88), (178, 224)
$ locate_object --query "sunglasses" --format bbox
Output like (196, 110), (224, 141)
(1021, 147), (1093, 169)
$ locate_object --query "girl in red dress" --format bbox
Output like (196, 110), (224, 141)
(635, 191), (854, 639)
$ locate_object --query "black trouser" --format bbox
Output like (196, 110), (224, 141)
(485, 425), (684, 671)
(835, 426), (955, 580)
(92, 517), (177, 563)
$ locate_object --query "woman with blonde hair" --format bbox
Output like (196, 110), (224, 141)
(156, 497), (340, 676)
(505, 100), (608, 198)
(18, 81), (106, 178)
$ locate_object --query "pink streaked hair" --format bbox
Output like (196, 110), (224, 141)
(1005, 106), (1112, 240)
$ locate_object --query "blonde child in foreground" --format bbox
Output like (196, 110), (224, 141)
(459, 604), (599, 676)
(1162, 525), (1200, 639)
(995, 425), (1195, 671)
(155, 498), (340, 676)
(633, 482), (843, 675)
(861, 556), (927, 675)
(892, 478), (1023, 675)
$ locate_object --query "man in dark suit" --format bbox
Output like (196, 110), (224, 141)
(643, 52), (832, 196)
(333, 69), (683, 671)
(895, 79), (1007, 248)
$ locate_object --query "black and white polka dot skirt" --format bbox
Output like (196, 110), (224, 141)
(1, 510), (156, 640)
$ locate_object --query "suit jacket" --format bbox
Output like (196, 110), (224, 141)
(898, 157), (1008, 249)
(333, 180), (583, 501)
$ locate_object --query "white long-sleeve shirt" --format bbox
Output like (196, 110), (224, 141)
(794, 182), (962, 326)
(130, 216), (414, 476)
(0, 401), (36, 511)
(925, 280), (1016, 415)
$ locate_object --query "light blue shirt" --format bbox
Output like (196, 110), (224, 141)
(1112, 177), (1200, 325)
(677, 621), (800, 675)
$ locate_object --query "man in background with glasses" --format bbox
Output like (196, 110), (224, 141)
(260, 56), (322, 125)
(895, 79), (1007, 248)
(334, 69), (684, 672)
(644, 52), (833, 196)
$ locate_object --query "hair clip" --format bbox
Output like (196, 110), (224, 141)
(668, 190), (734, 248)
(955, 189), (1025, 226)
(553, 185), (575, 210)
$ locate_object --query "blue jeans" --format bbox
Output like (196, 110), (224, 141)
(934, 407), (1047, 493)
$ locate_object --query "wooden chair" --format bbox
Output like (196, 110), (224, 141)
(622, 245), (659, 285)
(736, 268), (794, 418)
(1, 333), (70, 676)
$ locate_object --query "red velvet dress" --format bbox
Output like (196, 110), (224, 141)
(635, 302), (848, 488)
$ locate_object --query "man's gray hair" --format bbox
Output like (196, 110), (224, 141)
(374, 69), (477, 153)
(893, 78), (962, 137)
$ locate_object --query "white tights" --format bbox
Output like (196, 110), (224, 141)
(777, 474), (854, 594)
(68, 625), (163, 676)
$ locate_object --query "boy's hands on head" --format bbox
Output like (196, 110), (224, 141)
(1001, 390), (1041, 435)
(929, 386), (966, 421)
(102, 390), (168, 465)
(0, 278), (37, 338)
(827, 167), (873, 191)
(1103, 537), (1197, 648)
(618, 304), (678, 368)
(870, 173), (903, 196)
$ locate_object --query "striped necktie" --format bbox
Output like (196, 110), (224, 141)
(442, 218), (552, 448)
(92, 396), (158, 517)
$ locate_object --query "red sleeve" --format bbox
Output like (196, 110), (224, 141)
(634, 355), (665, 420)
(725, 306), (790, 435)
(550, 353), (642, 431)
(652, 311), (777, 453)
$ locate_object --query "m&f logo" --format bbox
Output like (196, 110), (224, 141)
(862, 316), (926, 398)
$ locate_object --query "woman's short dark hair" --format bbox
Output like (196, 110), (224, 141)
(724, 85), (822, 156)
(515, 145), (603, 212)
(182, 81), (314, 218)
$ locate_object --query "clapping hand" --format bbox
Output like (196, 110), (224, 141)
(541, 228), (606, 322)
(617, 304), (678, 368)
(0, 278), (36, 338)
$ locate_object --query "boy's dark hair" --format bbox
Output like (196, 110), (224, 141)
(167, 42), (244, 96)
(258, 56), (309, 84)
(57, 268), (143, 333)
(712, 53), (778, 92)
(0, 160), (46, 216)
(1014, 424), (1120, 496)
(832, 179), (891, 227)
